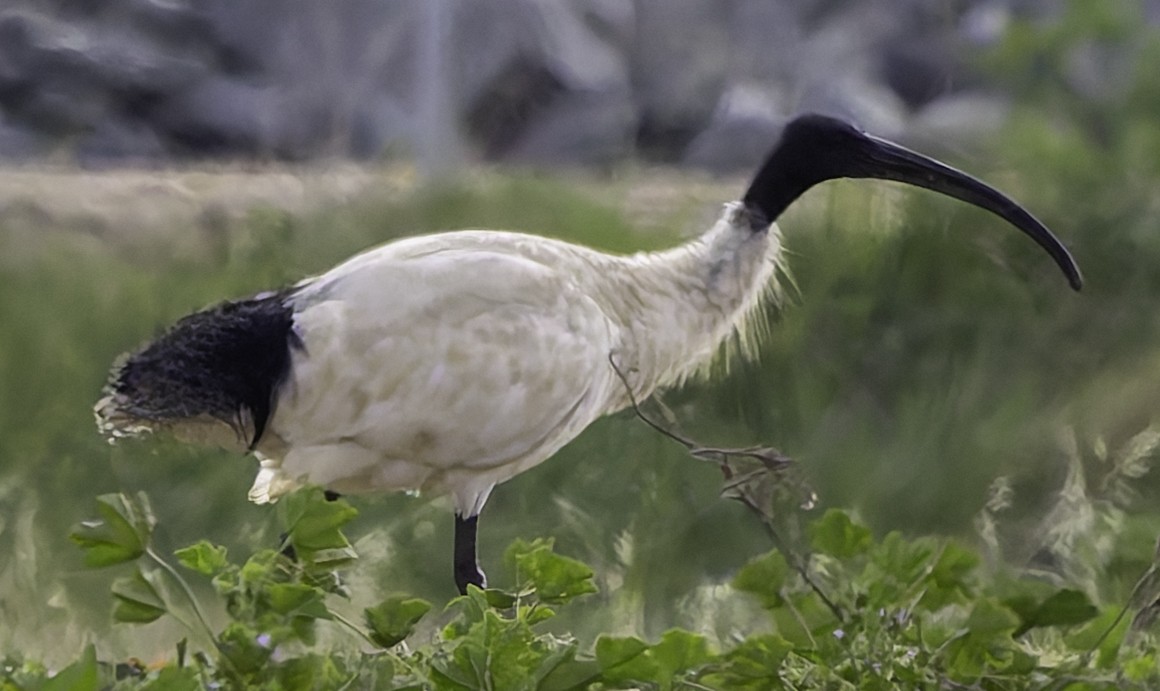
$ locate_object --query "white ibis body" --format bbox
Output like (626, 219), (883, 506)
(95, 115), (1082, 593)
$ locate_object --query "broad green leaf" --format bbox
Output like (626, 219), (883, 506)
(942, 624), (1028, 684)
(809, 509), (872, 558)
(174, 541), (229, 576)
(733, 550), (789, 609)
(43, 644), (98, 691)
(525, 605), (556, 626)
(713, 634), (793, 685)
(277, 487), (359, 568)
(69, 492), (156, 568)
(701, 635), (793, 689)
(536, 658), (602, 691)
(1064, 606), (1130, 669)
(650, 629), (713, 680)
(441, 587), (489, 639)
(483, 588), (518, 610)
(1123, 653), (1158, 683)
(919, 541), (980, 609)
(768, 592), (839, 648)
(217, 622), (274, 675)
(940, 633), (986, 683)
(509, 539), (597, 605)
(596, 635), (658, 682)
(871, 532), (939, 591)
(267, 582), (332, 620)
(596, 631), (712, 687)
(1010, 588), (1098, 636)
(138, 666), (200, 691)
(277, 653), (344, 690)
(111, 567), (168, 624)
(966, 598), (1020, 636)
(365, 595), (433, 648)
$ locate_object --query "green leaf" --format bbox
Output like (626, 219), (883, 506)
(733, 550), (789, 609)
(483, 588), (518, 609)
(267, 582), (332, 620)
(217, 622), (274, 675)
(174, 541), (229, 576)
(596, 631), (712, 687)
(365, 595), (433, 648)
(1010, 588), (1098, 636)
(596, 635), (658, 682)
(525, 605), (555, 626)
(769, 592), (839, 648)
(918, 540), (980, 609)
(508, 538), (597, 605)
(536, 659), (602, 691)
(719, 634), (793, 683)
(1123, 653), (1158, 683)
(138, 666), (200, 691)
(276, 653), (344, 690)
(277, 487), (360, 568)
(966, 598), (1020, 636)
(528, 638), (582, 690)
(43, 644), (98, 691)
(809, 509), (872, 558)
(1064, 606), (1131, 669)
(69, 492), (155, 568)
(871, 532), (939, 589)
(650, 629), (713, 680)
(702, 634), (793, 689)
(111, 567), (168, 624)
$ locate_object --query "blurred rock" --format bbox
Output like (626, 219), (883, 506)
(501, 89), (636, 167)
(798, 75), (908, 140)
(910, 91), (1010, 150)
(349, 93), (412, 161)
(682, 83), (784, 173)
(0, 11), (39, 85)
(0, 0), (1128, 168)
(457, 0), (632, 163)
(75, 117), (167, 167)
(881, 36), (970, 111)
(0, 114), (48, 161)
(151, 76), (281, 156)
(629, 0), (729, 160)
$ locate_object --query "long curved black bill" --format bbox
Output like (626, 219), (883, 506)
(743, 114), (1083, 291)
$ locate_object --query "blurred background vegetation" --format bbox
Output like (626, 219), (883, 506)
(3, 0), (1160, 669)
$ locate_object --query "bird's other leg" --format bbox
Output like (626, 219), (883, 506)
(454, 513), (486, 594)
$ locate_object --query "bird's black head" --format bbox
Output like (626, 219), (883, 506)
(742, 113), (1082, 290)
(742, 115), (870, 227)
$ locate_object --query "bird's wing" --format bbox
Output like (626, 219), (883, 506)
(265, 237), (620, 501)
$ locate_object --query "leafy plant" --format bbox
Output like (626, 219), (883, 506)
(11, 488), (1154, 689)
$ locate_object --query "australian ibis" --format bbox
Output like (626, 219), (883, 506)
(95, 114), (1082, 594)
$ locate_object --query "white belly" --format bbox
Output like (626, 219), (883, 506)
(250, 238), (622, 515)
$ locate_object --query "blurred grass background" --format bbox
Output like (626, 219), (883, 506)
(4, 0), (1160, 666)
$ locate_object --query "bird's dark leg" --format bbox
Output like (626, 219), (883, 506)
(454, 513), (486, 594)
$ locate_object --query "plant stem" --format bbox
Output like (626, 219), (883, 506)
(331, 609), (381, 649)
(147, 547), (217, 643)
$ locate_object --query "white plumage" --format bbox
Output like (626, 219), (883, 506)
(249, 204), (780, 516)
(96, 114), (1081, 592)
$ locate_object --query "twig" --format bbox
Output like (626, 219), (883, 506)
(607, 353), (844, 624)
